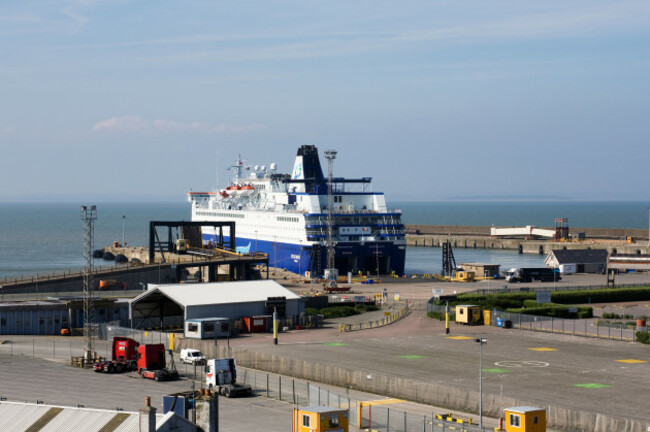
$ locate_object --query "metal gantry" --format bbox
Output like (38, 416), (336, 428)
(81, 205), (97, 361)
(324, 149), (337, 285)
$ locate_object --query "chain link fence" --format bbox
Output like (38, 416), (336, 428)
(236, 368), (494, 432)
(492, 311), (647, 342)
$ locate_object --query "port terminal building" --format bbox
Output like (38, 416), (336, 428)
(544, 249), (608, 274)
(128, 280), (302, 330)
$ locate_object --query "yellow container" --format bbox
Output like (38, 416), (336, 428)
(504, 406), (546, 432)
(293, 406), (349, 432)
(455, 305), (482, 325)
(483, 309), (491, 326)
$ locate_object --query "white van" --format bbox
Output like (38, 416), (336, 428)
(180, 348), (206, 365)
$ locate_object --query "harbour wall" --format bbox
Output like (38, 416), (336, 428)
(0, 265), (176, 296)
(406, 225), (649, 240)
(406, 225), (650, 255)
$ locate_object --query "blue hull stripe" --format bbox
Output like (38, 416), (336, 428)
(202, 234), (405, 276)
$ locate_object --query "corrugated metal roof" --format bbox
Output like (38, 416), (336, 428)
(548, 249), (608, 264)
(134, 280), (300, 307)
(0, 401), (164, 432)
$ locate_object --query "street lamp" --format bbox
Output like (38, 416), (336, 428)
(475, 338), (487, 428)
(122, 215), (126, 246)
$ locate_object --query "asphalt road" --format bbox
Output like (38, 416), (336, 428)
(227, 308), (650, 427)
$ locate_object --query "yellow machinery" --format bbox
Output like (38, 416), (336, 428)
(175, 238), (188, 253)
(293, 406), (349, 432)
(450, 271), (475, 282)
(504, 406), (546, 432)
(455, 305), (482, 325)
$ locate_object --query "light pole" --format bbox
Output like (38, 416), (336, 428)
(122, 215), (126, 246)
(475, 338), (487, 428)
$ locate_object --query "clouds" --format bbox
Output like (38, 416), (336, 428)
(91, 116), (263, 134)
(0, 126), (15, 136)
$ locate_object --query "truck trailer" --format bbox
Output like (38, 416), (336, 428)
(504, 268), (560, 283)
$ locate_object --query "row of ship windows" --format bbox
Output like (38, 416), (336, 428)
(277, 216), (300, 223)
(197, 211), (245, 219)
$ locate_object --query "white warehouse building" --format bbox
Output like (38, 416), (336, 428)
(129, 280), (302, 329)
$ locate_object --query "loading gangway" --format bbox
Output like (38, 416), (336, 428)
(490, 226), (556, 239)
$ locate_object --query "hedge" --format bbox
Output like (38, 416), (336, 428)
(636, 331), (650, 344)
(447, 287), (650, 311)
(506, 305), (593, 319)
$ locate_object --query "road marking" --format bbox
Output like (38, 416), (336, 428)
(398, 355), (427, 359)
(360, 398), (404, 406)
(446, 336), (472, 340)
(483, 368), (511, 373)
(574, 383), (611, 389)
(324, 342), (348, 346)
(528, 347), (557, 352)
(495, 361), (549, 368)
(615, 359), (647, 364)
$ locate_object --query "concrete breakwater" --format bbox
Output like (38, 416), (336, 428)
(406, 225), (650, 255)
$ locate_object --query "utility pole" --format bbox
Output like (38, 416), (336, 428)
(475, 338), (487, 428)
(81, 205), (97, 363)
(122, 215), (126, 246)
(324, 149), (337, 287)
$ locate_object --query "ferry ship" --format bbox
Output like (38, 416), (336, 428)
(187, 145), (406, 277)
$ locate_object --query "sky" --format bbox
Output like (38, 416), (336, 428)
(1, 1), (649, 202)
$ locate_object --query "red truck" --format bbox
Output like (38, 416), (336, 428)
(137, 343), (179, 381)
(94, 337), (140, 373)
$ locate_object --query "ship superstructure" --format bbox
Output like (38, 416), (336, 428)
(188, 145), (406, 277)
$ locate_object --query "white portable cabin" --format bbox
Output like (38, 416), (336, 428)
(184, 317), (231, 339)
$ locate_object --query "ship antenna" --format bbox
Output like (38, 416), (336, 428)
(227, 153), (246, 183)
(324, 149), (337, 287)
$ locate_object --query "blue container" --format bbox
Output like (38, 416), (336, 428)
(496, 318), (503, 327)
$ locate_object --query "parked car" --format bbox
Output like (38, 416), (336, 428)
(180, 348), (206, 365)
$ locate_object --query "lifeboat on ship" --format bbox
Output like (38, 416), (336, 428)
(225, 185), (239, 196)
(239, 184), (255, 196)
(219, 190), (229, 198)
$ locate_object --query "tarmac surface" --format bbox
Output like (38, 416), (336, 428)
(228, 309), (650, 426)
(1, 273), (649, 431)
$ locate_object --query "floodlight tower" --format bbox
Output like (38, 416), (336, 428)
(81, 205), (97, 362)
(324, 149), (337, 286)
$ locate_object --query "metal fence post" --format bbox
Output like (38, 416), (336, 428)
(293, 379), (296, 405)
(279, 376), (282, 401)
(53, 340), (55, 359)
(404, 411), (407, 432)
(387, 407), (390, 432)
(266, 373), (269, 398)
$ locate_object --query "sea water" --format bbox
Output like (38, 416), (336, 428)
(0, 200), (646, 279)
